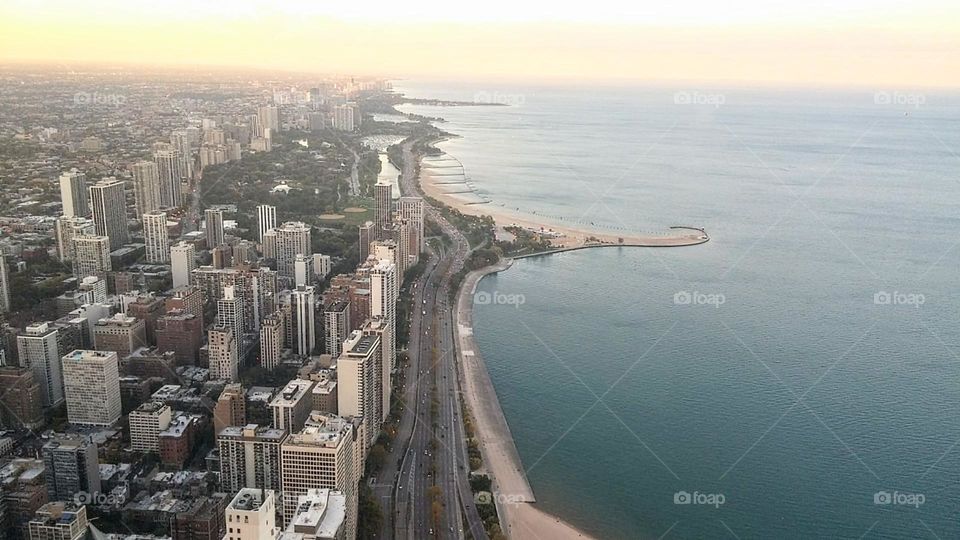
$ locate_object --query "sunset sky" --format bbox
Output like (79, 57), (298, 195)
(1, 0), (957, 87)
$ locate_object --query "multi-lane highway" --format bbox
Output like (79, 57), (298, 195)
(380, 140), (487, 539)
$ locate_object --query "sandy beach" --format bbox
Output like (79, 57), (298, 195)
(420, 159), (708, 249)
(456, 260), (598, 540)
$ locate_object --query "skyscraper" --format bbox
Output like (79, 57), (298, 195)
(258, 105), (280, 135)
(259, 311), (283, 370)
(61, 349), (122, 426)
(205, 208), (224, 248)
(398, 196), (425, 261)
(358, 221), (374, 262)
(213, 383), (246, 435)
(217, 285), (244, 346)
(279, 414), (357, 535)
(257, 204), (276, 242)
(89, 178), (129, 249)
(336, 330), (382, 449)
(41, 434), (100, 503)
(170, 129), (194, 182)
(282, 285), (316, 357)
(71, 235), (112, 279)
(323, 301), (350, 357)
(131, 161), (161, 218)
(262, 221), (311, 278)
(370, 259), (398, 370)
(0, 256), (9, 314)
(374, 180), (392, 239)
(16, 323), (65, 406)
(208, 326), (238, 382)
(153, 144), (183, 208)
(170, 241), (196, 288)
(294, 254), (313, 287)
(55, 216), (94, 261)
(59, 169), (89, 218)
(143, 212), (169, 263)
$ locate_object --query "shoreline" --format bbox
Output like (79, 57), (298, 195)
(455, 259), (597, 540)
(419, 152), (709, 249)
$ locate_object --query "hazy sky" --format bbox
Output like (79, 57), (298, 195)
(1, 0), (957, 87)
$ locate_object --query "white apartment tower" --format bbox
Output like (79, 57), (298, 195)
(218, 285), (245, 346)
(279, 414), (357, 537)
(262, 221), (311, 278)
(71, 235), (112, 279)
(225, 489), (280, 540)
(16, 323), (64, 406)
(374, 180), (392, 239)
(398, 196), (425, 259)
(218, 425), (287, 493)
(153, 144), (183, 208)
(170, 241), (196, 289)
(336, 330), (382, 449)
(209, 326), (239, 382)
(257, 204), (277, 242)
(283, 285), (316, 357)
(56, 216), (94, 261)
(131, 161), (161, 217)
(61, 349), (122, 426)
(370, 259), (398, 371)
(59, 170), (90, 218)
(128, 401), (172, 452)
(294, 254), (313, 287)
(0, 256), (9, 314)
(89, 178), (129, 249)
(143, 212), (169, 263)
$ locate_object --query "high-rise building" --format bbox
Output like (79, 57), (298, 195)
(143, 212), (169, 263)
(284, 489), (347, 540)
(0, 367), (44, 430)
(193, 266), (277, 333)
(262, 222), (311, 278)
(0, 256), (9, 314)
(55, 216), (94, 261)
(331, 104), (356, 131)
(129, 401), (172, 452)
(336, 330), (382, 449)
(208, 326), (238, 382)
(398, 196), (425, 260)
(213, 383), (246, 436)
(155, 310), (203, 366)
(270, 379), (314, 433)
(16, 323), (65, 406)
(281, 285), (315, 356)
(312, 253), (332, 280)
(223, 489), (279, 540)
(323, 301), (350, 357)
(58, 170), (89, 218)
(259, 311), (283, 370)
(171, 130), (194, 182)
(358, 222), (374, 262)
(257, 205), (276, 242)
(218, 426), (287, 494)
(370, 259), (397, 371)
(258, 105), (280, 135)
(217, 285), (244, 346)
(61, 349), (121, 426)
(71, 235), (112, 279)
(294, 254), (313, 287)
(153, 144), (183, 208)
(41, 434), (100, 502)
(89, 178), (129, 250)
(131, 161), (162, 218)
(280, 415), (357, 536)
(204, 208), (224, 249)
(27, 502), (88, 540)
(374, 180), (392, 239)
(93, 313), (147, 356)
(170, 242), (196, 289)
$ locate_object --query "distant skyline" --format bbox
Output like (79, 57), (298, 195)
(1, 0), (958, 87)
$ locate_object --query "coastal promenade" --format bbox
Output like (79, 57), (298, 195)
(456, 260), (596, 540)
